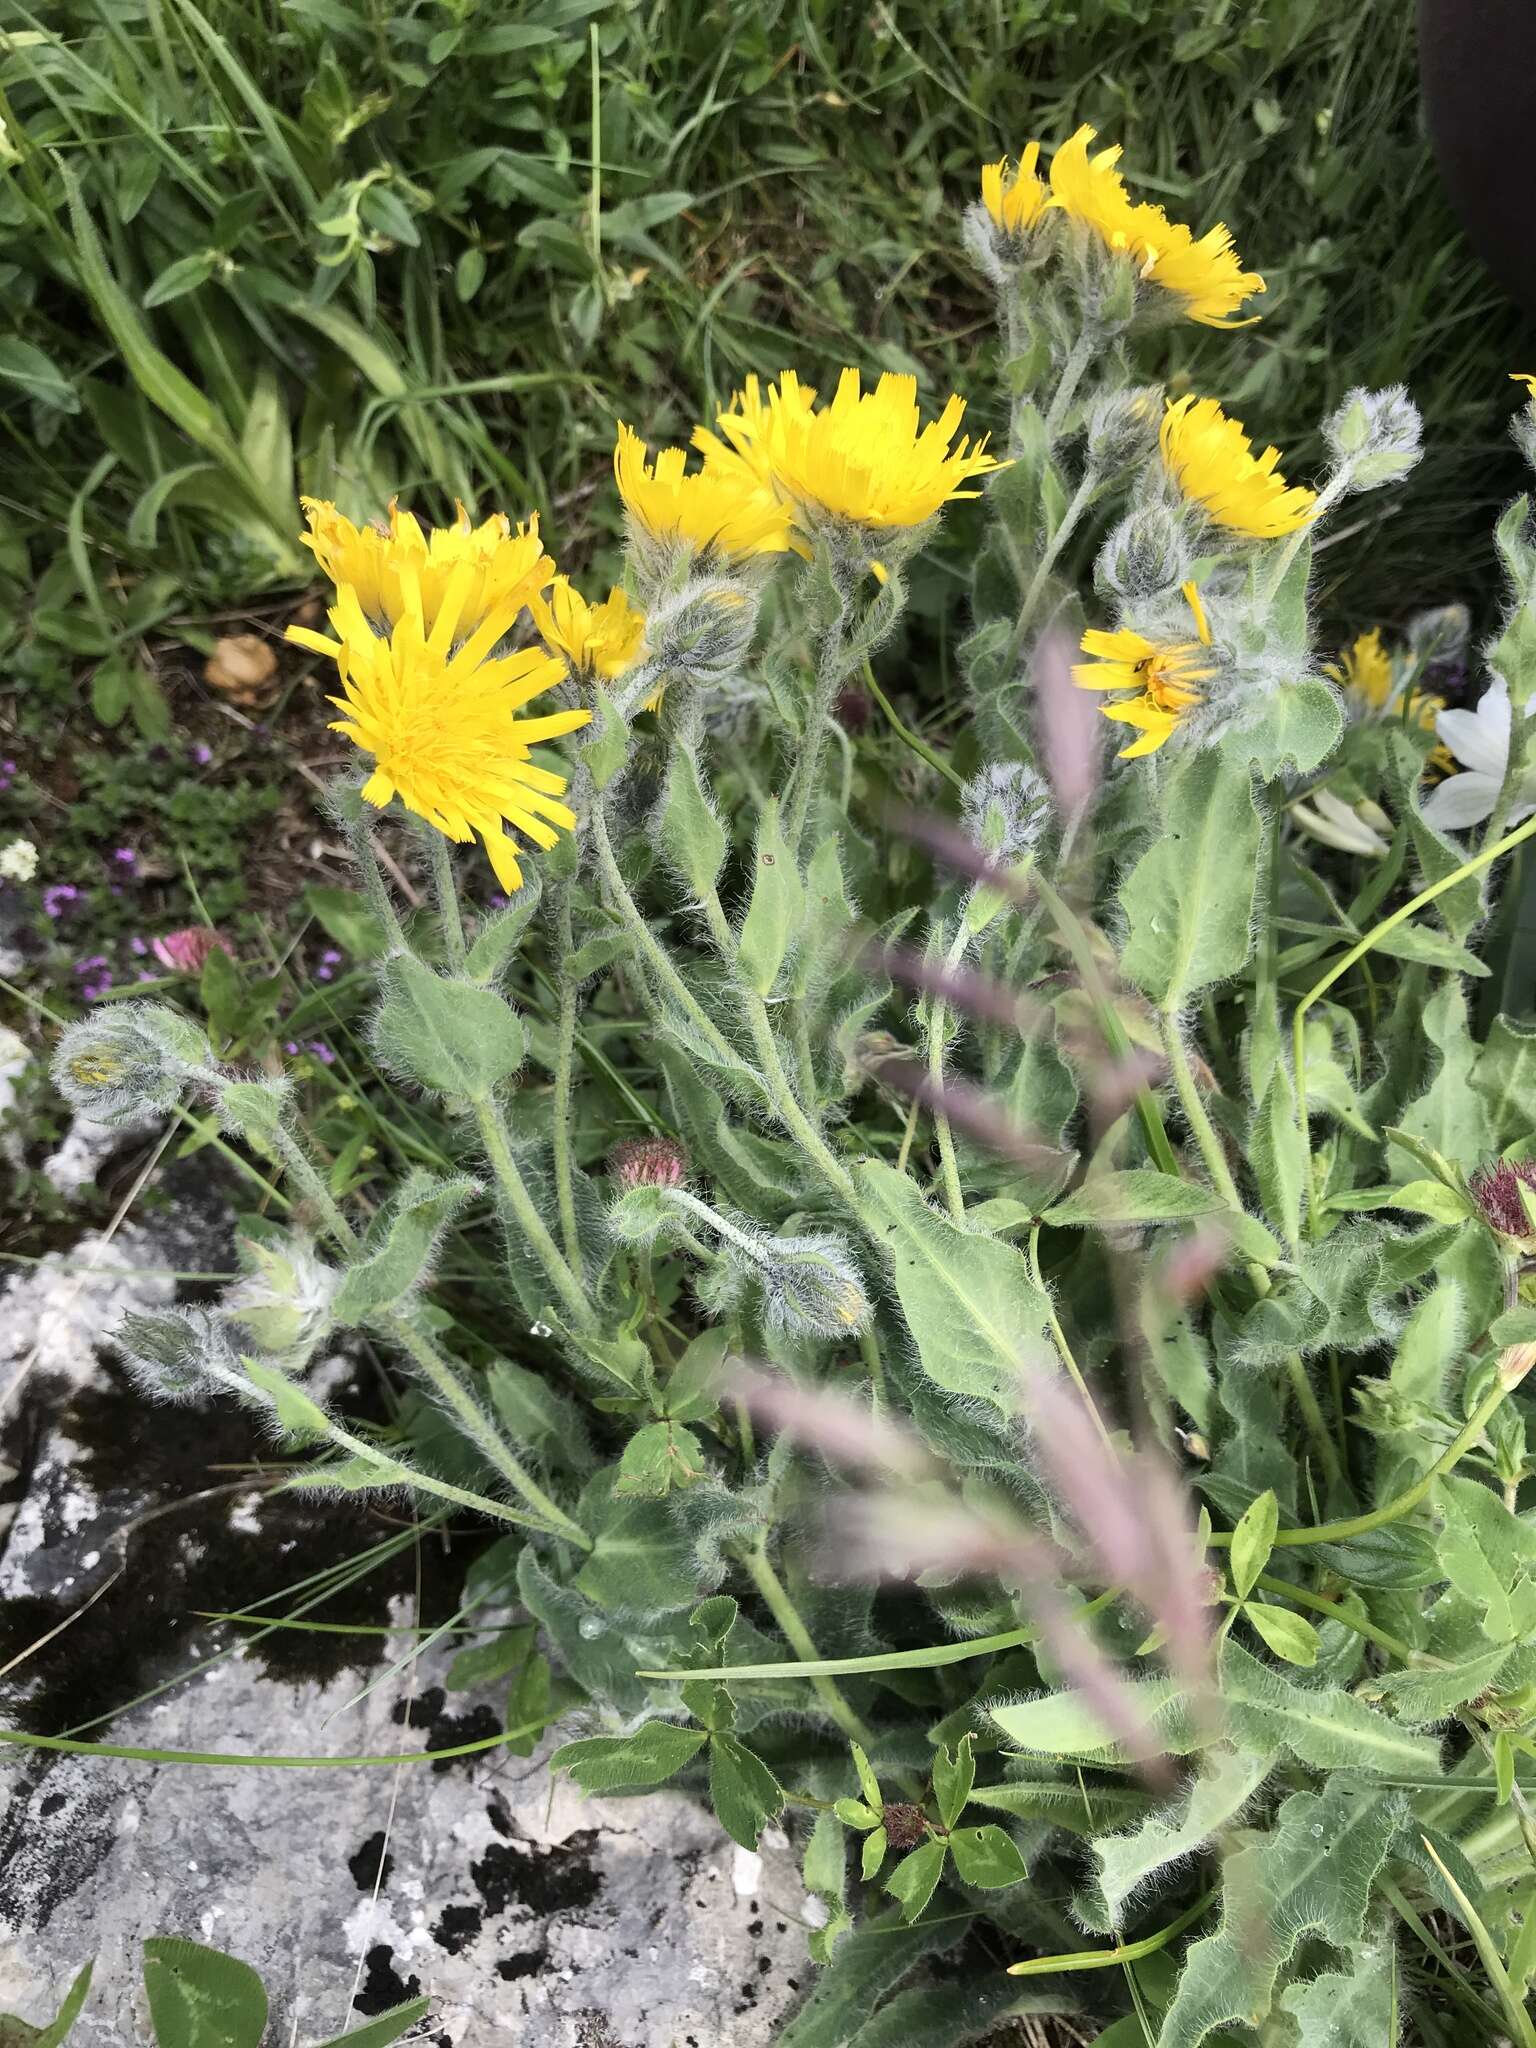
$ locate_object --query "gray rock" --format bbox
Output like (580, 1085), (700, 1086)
(0, 1220), (816, 2046)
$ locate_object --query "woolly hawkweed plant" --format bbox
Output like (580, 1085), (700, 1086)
(44, 125), (1536, 2048)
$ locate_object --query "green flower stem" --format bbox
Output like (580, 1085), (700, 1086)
(740, 1537), (878, 1751)
(1283, 1353), (1347, 1494)
(1006, 467), (1099, 667)
(925, 922), (972, 1225)
(1248, 1571), (1418, 1662)
(1158, 1011), (1244, 1215)
(861, 659), (965, 792)
(338, 795), (410, 956)
(269, 1126), (360, 1256)
(785, 597), (850, 855)
(425, 829), (467, 971)
(1260, 472), (1349, 608)
(1293, 807), (1536, 1226)
(1027, 1225), (1115, 1450)
(1041, 329), (1099, 444)
(1007, 1887), (1217, 1978)
(470, 1094), (594, 1331)
(549, 883), (585, 1283)
(589, 801), (739, 1069)
(1032, 872), (1181, 1177)
(1208, 1371), (1514, 1551)
(383, 1315), (590, 1548)
(691, 876), (860, 1211)
(320, 1417), (565, 1535)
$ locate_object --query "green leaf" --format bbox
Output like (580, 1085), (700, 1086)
(884, 1837), (947, 1923)
(1094, 1746), (1269, 1927)
(240, 1356), (328, 1442)
(835, 1797), (881, 1830)
(860, 1826), (889, 1881)
(775, 1919), (966, 2048)
(375, 954), (525, 1098)
(614, 1419), (706, 1499)
(573, 1470), (701, 1615)
(1160, 1780), (1398, 2048)
(852, 1159), (1050, 1414)
(551, 1722), (707, 1793)
(465, 876), (542, 982)
(1277, 1942), (1398, 2048)
(0, 1962), (94, 2047)
(1221, 1640), (1440, 1775)
(852, 1741), (883, 1810)
(143, 249), (220, 307)
(737, 796), (805, 995)
(445, 1621), (533, 1693)
(311, 1999), (431, 2048)
(1312, 1522), (1446, 1590)
(1229, 1489), (1278, 1599)
(990, 1675), (1204, 1764)
(304, 883), (388, 961)
(1435, 1475), (1536, 1644)
(142, 1938), (267, 2048)
(332, 1172), (478, 1323)
(1237, 676), (1343, 778)
(1387, 1178), (1475, 1224)
(660, 747), (728, 897)
(947, 1823), (1027, 1889)
(1241, 1602), (1320, 1667)
(1119, 749), (1262, 1006)
(661, 1326), (729, 1423)
(0, 338), (80, 415)
(1042, 1171), (1227, 1228)
(581, 682), (628, 791)
(709, 1732), (785, 1849)
(1395, 981), (1497, 1171)
(1249, 1070), (1305, 1250)
(932, 1733), (976, 1831)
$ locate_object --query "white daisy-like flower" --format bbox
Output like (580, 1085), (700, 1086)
(1420, 680), (1536, 833)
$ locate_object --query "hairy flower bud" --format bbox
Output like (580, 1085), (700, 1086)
(1325, 384), (1423, 491)
(646, 579), (759, 689)
(52, 1003), (215, 1126)
(961, 761), (1051, 864)
(222, 1230), (339, 1370)
(1084, 386), (1161, 477)
(1096, 503), (1191, 605)
(608, 1135), (689, 1191)
(756, 1233), (872, 1341)
(1469, 1159), (1536, 1254)
(114, 1307), (234, 1403)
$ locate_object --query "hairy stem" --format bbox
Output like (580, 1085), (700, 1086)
(425, 830), (467, 972)
(549, 884), (585, 1283)
(471, 1094), (593, 1330)
(741, 1538), (878, 1751)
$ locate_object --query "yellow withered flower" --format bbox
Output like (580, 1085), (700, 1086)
(287, 584), (590, 892)
(718, 368), (1004, 533)
(1073, 582), (1216, 759)
(299, 497), (552, 641)
(1160, 396), (1316, 539)
(1047, 126), (1263, 328)
(981, 146), (1049, 237)
(533, 576), (646, 682)
(613, 422), (794, 561)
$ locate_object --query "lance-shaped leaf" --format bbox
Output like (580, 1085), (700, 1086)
(551, 1722), (708, 1793)
(1042, 1171), (1227, 1228)
(1119, 749), (1262, 1006)
(1094, 1745), (1270, 1928)
(375, 953), (525, 1099)
(737, 796), (805, 995)
(853, 1159), (1050, 1414)
(332, 1171), (478, 1324)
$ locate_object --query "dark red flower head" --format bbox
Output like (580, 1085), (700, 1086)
(1469, 1159), (1536, 1244)
(607, 1135), (688, 1192)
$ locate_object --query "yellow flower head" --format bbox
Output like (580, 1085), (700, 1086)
(981, 146), (1049, 237)
(1072, 582), (1216, 759)
(1047, 125), (1263, 328)
(1512, 373), (1536, 403)
(286, 585), (590, 891)
(1324, 627), (1394, 712)
(613, 422), (794, 562)
(716, 368), (1004, 533)
(699, 372), (819, 490)
(534, 576), (646, 682)
(1160, 396), (1317, 539)
(299, 497), (552, 641)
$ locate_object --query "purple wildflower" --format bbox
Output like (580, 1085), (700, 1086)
(315, 946), (343, 983)
(130, 936), (148, 957)
(113, 848), (136, 869)
(43, 883), (79, 919)
(192, 743), (213, 767)
(308, 1040), (335, 1065)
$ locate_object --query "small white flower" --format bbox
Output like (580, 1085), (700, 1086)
(1421, 680), (1536, 833)
(0, 838), (38, 883)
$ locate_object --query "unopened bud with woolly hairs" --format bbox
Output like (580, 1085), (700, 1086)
(1084, 386), (1162, 478)
(753, 1232), (872, 1342)
(1096, 503), (1192, 606)
(221, 1229), (340, 1371)
(644, 577), (760, 690)
(53, 1003), (216, 1126)
(1325, 384), (1423, 492)
(961, 761), (1052, 866)
(114, 1306), (237, 1404)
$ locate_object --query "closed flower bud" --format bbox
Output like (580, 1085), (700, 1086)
(1085, 386), (1162, 477)
(1096, 504), (1191, 605)
(1407, 602), (1472, 668)
(222, 1230), (339, 1370)
(52, 1003), (215, 1126)
(608, 1135), (689, 1191)
(1469, 1158), (1536, 1254)
(114, 1307), (233, 1403)
(646, 579), (759, 688)
(757, 1233), (872, 1341)
(961, 761), (1051, 864)
(1325, 384), (1423, 491)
